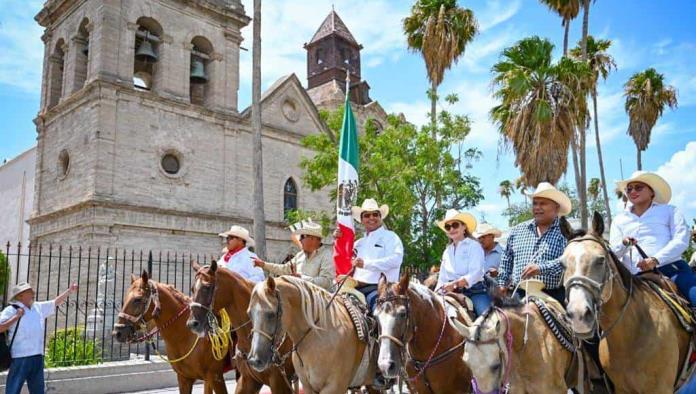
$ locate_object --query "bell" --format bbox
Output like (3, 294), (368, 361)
(135, 39), (158, 63)
(190, 57), (208, 84)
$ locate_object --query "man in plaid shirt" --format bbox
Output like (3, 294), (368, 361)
(497, 182), (571, 303)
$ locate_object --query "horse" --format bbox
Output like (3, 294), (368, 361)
(374, 273), (473, 394)
(186, 261), (296, 394)
(247, 275), (384, 394)
(113, 270), (228, 394)
(450, 286), (581, 393)
(562, 212), (693, 393)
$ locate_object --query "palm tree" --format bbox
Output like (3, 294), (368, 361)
(570, 36), (615, 226)
(624, 68), (678, 170)
(588, 177), (600, 202)
(538, 0), (580, 55)
(251, 0), (267, 258)
(403, 0), (478, 129)
(499, 180), (513, 209)
(491, 36), (591, 187)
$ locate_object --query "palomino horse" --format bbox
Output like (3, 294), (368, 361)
(374, 273), (473, 393)
(113, 270), (228, 394)
(450, 290), (580, 393)
(562, 212), (692, 393)
(247, 275), (384, 394)
(186, 262), (296, 394)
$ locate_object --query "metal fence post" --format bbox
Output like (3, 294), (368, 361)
(144, 251), (153, 361)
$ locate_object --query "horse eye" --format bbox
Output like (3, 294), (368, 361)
(396, 309), (407, 318)
(491, 363), (501, 371)
(593, 257), (606, 266)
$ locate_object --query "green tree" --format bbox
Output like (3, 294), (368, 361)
(588, 177), (600, 202)
(491, 36), (591, 188)
(403, 0), (478, 128)
(300, 99), (483, 269)
(499, 180), (513, 209)
(624, 68), (678, 170)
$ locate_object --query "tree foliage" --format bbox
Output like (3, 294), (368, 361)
(300, 99), (483, 269)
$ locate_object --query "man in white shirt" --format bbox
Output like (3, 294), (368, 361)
(217, 225), (265, 283)
(0, 282), (77, 394)
(349, 198), (404, 311)
(609, 171), (694, 304)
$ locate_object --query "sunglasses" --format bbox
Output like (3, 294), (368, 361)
(226, 235), (240, 241)
(361, 212), (381, 219)
(444, 222), (461, 231)
(625, 184), (647, 193)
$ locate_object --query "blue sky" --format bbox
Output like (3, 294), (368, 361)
(1, 0), (695, 230)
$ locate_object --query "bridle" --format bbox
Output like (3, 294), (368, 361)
(190, 266), (252, 334)
(250, 288), (291, 366)
(464, 308), (514, 394)
(564, 235), (633, 339)
(375, 293), (414, 348)
(114, 280), (161, 342)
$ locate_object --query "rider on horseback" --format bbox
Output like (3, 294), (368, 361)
(610, 171), (694, 304)
(217, 225), (265, 283)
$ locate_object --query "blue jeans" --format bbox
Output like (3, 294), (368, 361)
(462, 282), (492, 317)
(6, 355), (45, 394)
(658, 260), (696, 305)
(356, 284), (379, 312)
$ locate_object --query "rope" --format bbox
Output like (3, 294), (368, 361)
(207, 308), (232, 361)
(151, 335), (200, 363)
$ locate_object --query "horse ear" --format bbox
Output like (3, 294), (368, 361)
(378, 273), (388, 296)
(397, 273), (410, 295)
(591, 211), (605, 237)
(210, 260), (218, 273)
(141, 270), (149, 284)
(266, 276), (276, 293)
(131, 274), (138, 283)
(450, 318), (472, 339)
(192, 261), (202, 272)
(559, 216), (575, 240)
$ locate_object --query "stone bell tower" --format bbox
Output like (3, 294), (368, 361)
(30, 0), (251, 250)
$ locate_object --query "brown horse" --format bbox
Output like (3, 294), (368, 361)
(562, 212), (692, 393)
(247, 275), (384, 394)
(186, 261), (296, 394)
(374, 273), (473, 394)
(113, 270), (228, 393)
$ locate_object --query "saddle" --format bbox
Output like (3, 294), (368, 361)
(444, 292), (475, 326)
(638, 271), (695, 332)
(339, 293), (377, 343)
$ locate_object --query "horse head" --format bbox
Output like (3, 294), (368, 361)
(187, 260), (218, 337)
(561, 211), (620, 337)
(375, 273), (412, 379)
(113, 270), (159, 342)
(247, 276), (284, 372)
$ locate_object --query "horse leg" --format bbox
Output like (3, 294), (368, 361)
(234, 373), (262, 394)
(176, 374), (195, 394)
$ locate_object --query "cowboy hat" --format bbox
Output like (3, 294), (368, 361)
(473, 223), (502, 239)
(218, 225), (255, 247)
(289, 219), (323, 239)
(352, 198), (389, 222)
(531, 182), (572, 216)
(437, 209), (477, 234)
(9, 282), (33, 300)
(616, 171), (671, 204)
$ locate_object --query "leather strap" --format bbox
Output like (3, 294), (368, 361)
(8, 304), (23, 354)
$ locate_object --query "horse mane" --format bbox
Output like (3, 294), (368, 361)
(259, 276), (339, 330)
(161, 283), (191, 305)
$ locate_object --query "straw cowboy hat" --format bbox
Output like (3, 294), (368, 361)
(437, 209), (478, 234)
(289, 219), (323, 239)
(616, 171), (671, 204)
(530, 182), (572, 216)
(473, 223), (502, 239)
(352, 198), (389, 222)
(9, 282), (33, 300)
(218, 225), (255, 247)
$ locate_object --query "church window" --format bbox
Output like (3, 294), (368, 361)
(74, 18), (90, 90)
(133, 18), (162, 91)
(316, 48), (324, 65)
(48, 39), (66, 108)
(283, 178), (298, 216)
(161, 153), (181, 175)
(189, 36), (213, 106)
(340, 47), (351, 65)
(58, 149), (70, 178)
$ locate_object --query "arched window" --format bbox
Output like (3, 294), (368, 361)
(189, 36), (213, 105)
(48, 39), (66, 108)
(74, 18), (90, 90)
(133, 17), (162, 91)
(315, 48), (324, 65)
(283, 178), (298, 216)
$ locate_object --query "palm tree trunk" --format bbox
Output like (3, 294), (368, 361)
(581, 0), (590, 59)
(430, 80), (437, 134)
(562, 19), (570, 56)
(593, 89), (612, 227)
(637, 148), (642, 170)
(578, 0), (591, 229)
(570, 137), (582, 205)
(251, 0), (267, 259)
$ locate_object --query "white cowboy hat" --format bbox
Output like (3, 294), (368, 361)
(352, 198), (389, 222)
(289, 219), (323, 239)
(473, 223), (502, 239)
(616, 171), (671, 204)
(218, 225), (255, 247)
(437, 209), (477, 234)
(9, 282), (33, 300)
(531, 182), (572, 216)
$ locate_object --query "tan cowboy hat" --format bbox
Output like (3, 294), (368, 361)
(352, 198), (389, 222)
(473, 223), (502, 238)
(218, 225), (255, 247)
(9, 282), (33, 300)
(289, 219), (323, 239)
(437, 209), (477, 234)
(531, 182), (572, 216)
(616, 171), (671, 204)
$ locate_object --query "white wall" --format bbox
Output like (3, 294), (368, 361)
(0, 146), (35, 249)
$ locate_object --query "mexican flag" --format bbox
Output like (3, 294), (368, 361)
(333, 83), (359, 276)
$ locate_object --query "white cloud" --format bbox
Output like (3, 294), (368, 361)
(656, 141), (696, 218)
(477, 0), (522, 32)
(0, 0), (45, 93)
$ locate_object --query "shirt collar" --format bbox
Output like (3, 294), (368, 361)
(366, 226), (385, 237)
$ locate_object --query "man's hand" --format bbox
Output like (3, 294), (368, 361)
(290, 272), (302, 278)
(351, 258), (364, 269)
(333, 228), (343, 239)
(252, 258), (265, 268)
(487, 268), (498, 278)
(14, 308), (24, 319)
(622, 237), (637, 247)
(442, 281), (458, 292)
(637, 257), (658, 272)
(69, 283), (78, 293)
(521, 264), (541, 279)
(497, 286), (509, 297)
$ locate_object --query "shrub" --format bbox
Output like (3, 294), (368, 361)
(45, 327), (101, 367)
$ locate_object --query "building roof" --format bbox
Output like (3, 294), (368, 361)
(308, 10), (359, 46)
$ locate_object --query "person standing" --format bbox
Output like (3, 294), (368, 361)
(0, 282), (77, 394)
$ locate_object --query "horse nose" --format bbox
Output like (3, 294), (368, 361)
(378, 359), (397, 376)
(568, 306), (593, 323)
